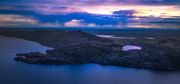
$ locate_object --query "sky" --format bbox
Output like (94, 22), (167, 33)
(0, 0), (180, 28)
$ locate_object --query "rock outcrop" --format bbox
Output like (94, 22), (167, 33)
(0, 30), (180, 71)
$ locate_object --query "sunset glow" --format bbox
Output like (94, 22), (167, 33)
(0, 0), (179, 28)
(79, 5), (180, 18)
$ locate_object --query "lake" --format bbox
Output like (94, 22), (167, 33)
(0, 35), (180, 84)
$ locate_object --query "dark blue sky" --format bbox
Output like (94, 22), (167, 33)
(0, 0), (179, 28)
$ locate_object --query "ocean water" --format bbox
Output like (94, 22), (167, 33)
(0, 35), (180, 84)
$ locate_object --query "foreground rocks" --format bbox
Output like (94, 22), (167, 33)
(0, 29), (180, 71)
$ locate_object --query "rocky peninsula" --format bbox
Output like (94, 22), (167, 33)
(0, 29), (180, 71)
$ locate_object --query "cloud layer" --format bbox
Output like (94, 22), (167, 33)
(1, 0), (180, 6)
(0, 0), (179, 28)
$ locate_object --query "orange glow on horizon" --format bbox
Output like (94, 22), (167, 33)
(78, 5), (180, 18)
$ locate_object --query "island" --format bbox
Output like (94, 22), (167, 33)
(0, 29), (180, 71)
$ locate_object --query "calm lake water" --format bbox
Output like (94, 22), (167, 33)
(0, 35), (180, 84)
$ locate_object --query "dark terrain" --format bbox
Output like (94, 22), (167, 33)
(0, 29), (180, 71)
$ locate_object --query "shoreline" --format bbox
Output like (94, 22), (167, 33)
(0, 29), (180, 71)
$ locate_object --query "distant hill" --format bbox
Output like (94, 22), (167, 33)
(0, 30), (112, 48)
